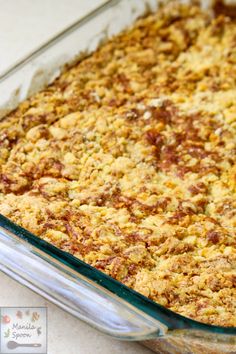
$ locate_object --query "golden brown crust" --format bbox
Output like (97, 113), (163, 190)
(0, 2), (235, 327)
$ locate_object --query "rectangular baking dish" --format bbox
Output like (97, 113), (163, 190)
(0, 1), (235, 353)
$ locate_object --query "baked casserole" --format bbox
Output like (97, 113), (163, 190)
(0, 2), (235, 327)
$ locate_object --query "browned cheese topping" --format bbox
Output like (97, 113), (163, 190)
(0, 2), (235, 326)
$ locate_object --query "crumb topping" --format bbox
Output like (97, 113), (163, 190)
(0, 2), (235, 327)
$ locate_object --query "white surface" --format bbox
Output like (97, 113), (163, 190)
(0, 0), (107, 75)
(0, 1), (153, 353)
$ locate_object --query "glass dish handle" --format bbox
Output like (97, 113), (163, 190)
(0, 224), (167, 340)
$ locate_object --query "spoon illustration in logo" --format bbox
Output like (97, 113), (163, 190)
(7, 341), (41, 350)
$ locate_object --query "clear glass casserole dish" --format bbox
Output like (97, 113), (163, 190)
(0, 1), (235, 353)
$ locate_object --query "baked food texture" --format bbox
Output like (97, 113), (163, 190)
(0, 2), (235, 326)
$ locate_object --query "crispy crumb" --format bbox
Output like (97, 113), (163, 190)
(0, 2), (235, 327)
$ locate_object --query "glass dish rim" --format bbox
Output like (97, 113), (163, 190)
(0, 214), (235, 335)
(0, 0), (119, 83)
(0, 0), (235, 336)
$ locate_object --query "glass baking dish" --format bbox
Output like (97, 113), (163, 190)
(0, 1), (235, 353)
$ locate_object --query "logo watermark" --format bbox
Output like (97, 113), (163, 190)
(0, 307), (47, 354)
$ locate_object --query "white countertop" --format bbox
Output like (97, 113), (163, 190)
(0, 1), (153, 353)
(0, 0), (107, 75)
